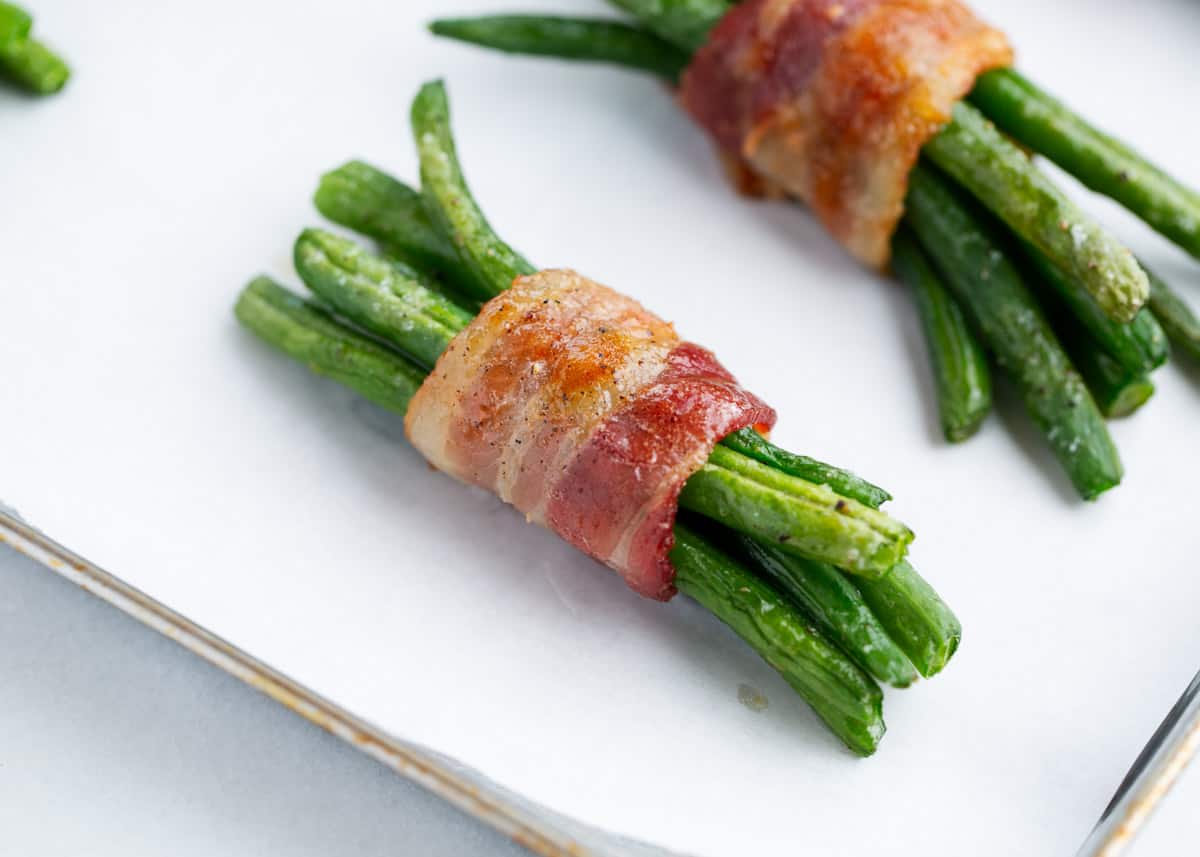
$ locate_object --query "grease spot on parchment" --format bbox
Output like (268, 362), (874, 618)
(737, 683), (768, 713)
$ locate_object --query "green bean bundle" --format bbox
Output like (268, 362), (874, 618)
(236, 81), (963, 755)
(429, 0), (1200, 499)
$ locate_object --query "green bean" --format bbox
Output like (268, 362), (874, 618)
(679, 445), (912, 578)
(852, 560), (962, 679)
(719, 427), (891, 508)
(1037, 281), (1156, 419)
(292, 229), (471, 371)
(1068, 342), (1155, 419)
(1144, 263), (1200, 363)
(430, 16), (688, 81)
(970, 69), (1200, 259)
(1021, 244), (1167, 376)
(604, 0), (730, 54)
(0, 1), (30, 46)
(671, 522), (885, 755)
(0, 3), (69, 95)
(0, 35), (68, 94)
(892, 227), (992, 442)
(739, 535), (918, 688)
(374, 248), (480, 312)
(234, 276), (426, 415)
(904, 163), (1123, 500)
(314, 161), (478, 295)
(924, 102), (1148, 323)
(411, 80), (535, 299)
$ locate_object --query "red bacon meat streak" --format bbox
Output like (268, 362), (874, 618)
(679, 0), (1013, 267)
(405, 269), (775, 602)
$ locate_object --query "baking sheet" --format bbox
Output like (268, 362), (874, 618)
(0, 512), (677, 857)
(3, 1), (1199, 854)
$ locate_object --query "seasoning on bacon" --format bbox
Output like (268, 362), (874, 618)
(680, 0), (1013, 267)
(404, 269), (776, 600)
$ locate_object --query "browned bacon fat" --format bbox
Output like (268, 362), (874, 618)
(680, 0), (1012, 267)
(405, 269), (775, 600)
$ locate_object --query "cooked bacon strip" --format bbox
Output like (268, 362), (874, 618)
(680, 0), (1012, 267)
(405, 269), (775, 600)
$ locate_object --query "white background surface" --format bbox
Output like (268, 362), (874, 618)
(3, 1), (1199, 855)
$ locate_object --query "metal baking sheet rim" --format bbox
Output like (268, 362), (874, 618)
(0, 508), (678, 857)
(3, 506), (1186, 857)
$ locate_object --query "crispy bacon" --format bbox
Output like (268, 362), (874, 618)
(680, 0), (1012, 267)
(405, 269), (775, 600)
